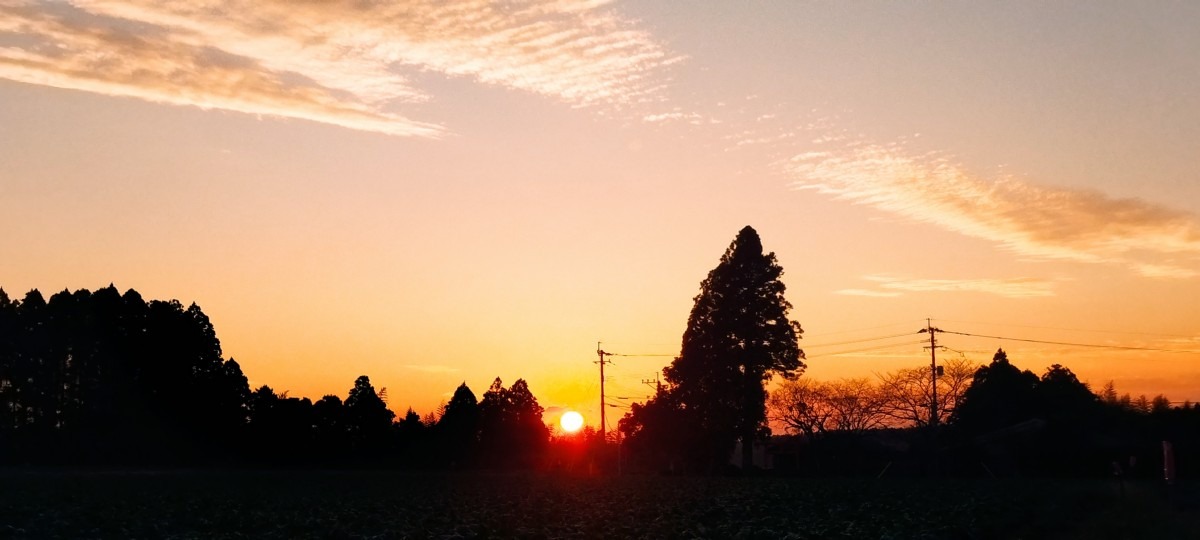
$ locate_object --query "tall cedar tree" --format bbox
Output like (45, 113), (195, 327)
(662, 226), (805, 470)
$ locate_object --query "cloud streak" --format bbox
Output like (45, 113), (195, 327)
(0, 0), (678, 136)
(789, 142), (1200, 278)
(833, 288), (902, 298)
(861, 275), (1056, 299)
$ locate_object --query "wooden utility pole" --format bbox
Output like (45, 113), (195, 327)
(919, 319), (943, 428)
(642, 374), (662, 394)
(596, 343), (613, 440)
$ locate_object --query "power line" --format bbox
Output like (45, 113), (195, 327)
(806, 340), (926, 357)
(804, 332), (917, 348)
(937, 318), (1200, 340)
(804, 320), (923, 337)
(941, 346), (986, 358)
(941, 330), (1200, 354)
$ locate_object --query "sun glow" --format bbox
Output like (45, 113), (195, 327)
(560, 411), (584, 433)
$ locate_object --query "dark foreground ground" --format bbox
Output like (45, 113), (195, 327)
(1, 470), (1197, 539)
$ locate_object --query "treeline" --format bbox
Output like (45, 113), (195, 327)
(764, 349), (1200, 477)
(0, 286), (555, 468)
(946, 349), (1200, 477)
(243, 377), (552, 468)
(5, 283), (1196, 477)
(621, 348), (1200, 476)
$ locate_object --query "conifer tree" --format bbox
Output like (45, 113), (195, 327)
(662, 226), (805, 470)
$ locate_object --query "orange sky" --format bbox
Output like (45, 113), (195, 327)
(2, 1), (1199, 429)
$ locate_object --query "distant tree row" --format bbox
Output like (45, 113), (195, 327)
(0, 286), (248, 463)
(242, 375), (550, 468)
(947, 349), (1200, 476)
(763, 348), (1200, 476)
(0, 286), (550, 467)
(764, 350), (1194, 438)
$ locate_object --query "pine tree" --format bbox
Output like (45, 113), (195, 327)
(662, 226), (805, 470)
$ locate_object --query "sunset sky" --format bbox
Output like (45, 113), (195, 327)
(3, 1), (1199, 430)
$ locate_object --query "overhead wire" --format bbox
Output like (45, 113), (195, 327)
(805, 340), (927, 359)
(801, 320), (923, 337)
(606, 332), (922, 355)
(936, 318), (1200, 340)
(598, 357), (659, 402)
(941, 330), (1200, 354)
(804, 332), (917, 348)
(598, 334), (927, 363)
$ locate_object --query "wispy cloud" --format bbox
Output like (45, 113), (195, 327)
(862, 275), (1056, 299)
(833, 288), (902, 298)
(0, 2), (440, 136)
(401, 364), (461, 375)
(642, 110), (705, 124)
(789, 142), (1200, 278)
(0, 0), (679, 136)
(1133, 263), (1199, 280)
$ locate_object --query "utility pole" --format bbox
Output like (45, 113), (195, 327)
(596, 343), (613, 441)
(641, 373), (662, 395)
(918, 319), (943, 428)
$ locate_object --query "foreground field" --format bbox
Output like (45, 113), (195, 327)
(1, 470), (1196, 539)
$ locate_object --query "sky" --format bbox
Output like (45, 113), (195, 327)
(3, 1), (1199, 431)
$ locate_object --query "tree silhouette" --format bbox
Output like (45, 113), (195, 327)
(435, 382), (480, 468)
(345, 375), (395, 459)
(768, 378), (833, 437)
(478, 377), (550, 468)
(769, 377), (887, 437)
(1099, 381), (1119, 405)
(619, 387), (703, 472)
(312, 394), (348, 462)
(948, 350), (1120, 474)
(1038, 364), (1097, 418)
(0, 286), (254, 464)
(506, 378), (549, 465)
(1034, 364), (1105, 471)
(876, 357), (976, 428)
(951, 349), (1040, 436)
(396, 407), (426, 465)
(0, 289), (16, 433)
(661, 226), (805, 470)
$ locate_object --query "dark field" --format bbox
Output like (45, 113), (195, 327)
(1, 470), (1197, 539)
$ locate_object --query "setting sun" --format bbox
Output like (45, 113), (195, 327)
(560, 411), (584, 433)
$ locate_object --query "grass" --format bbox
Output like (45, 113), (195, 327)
(1, 470), (1196, 539)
